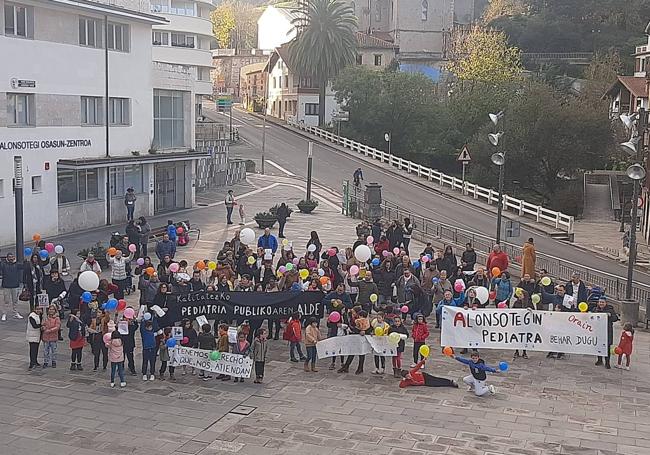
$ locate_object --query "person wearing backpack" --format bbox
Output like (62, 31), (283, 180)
(67, 309), (85, 371)
(283, 312), (306, 362)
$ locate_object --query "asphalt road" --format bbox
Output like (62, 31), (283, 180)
(215, 108), (650, 286)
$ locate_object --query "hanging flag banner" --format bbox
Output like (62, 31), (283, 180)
(441, 307), (609, 356)
(169, 346), (253, 378)
(316, 336), (397, 359)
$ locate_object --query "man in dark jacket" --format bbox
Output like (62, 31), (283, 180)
(1, 252), (23, 320)
(565, 272), (588, 304)
(276, 203), (290, 238)
(322, 284), (352, 310)
(257, 228), (278, 253)
(592, 297), (618, 369)
(155, 234), (176, 262)
(461, 243), (477, 272)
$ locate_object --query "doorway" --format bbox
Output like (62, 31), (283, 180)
(154, 164), (176, 213)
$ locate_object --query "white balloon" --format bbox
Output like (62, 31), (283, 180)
(240, 228), (255, 245)
(354, 244), (372, 262)
(307, 244), (316, 252)
(54, 245), (64, 254)
(475, 286), (489, 305)
(78, 270), (99, 292)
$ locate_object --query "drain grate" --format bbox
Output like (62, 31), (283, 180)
(229, 405), (256, 416)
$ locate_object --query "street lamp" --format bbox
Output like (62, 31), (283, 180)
(488, 110), (505, 244)
(384, 132), (391, 158)
(625, 163), (646, 300)
(620, 136), (641, 156)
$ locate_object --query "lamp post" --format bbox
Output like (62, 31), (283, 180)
(306, 141), (313, 201)
(625, 163), (645, 300)
(14, 156), (24, 263)
(384, 132), (391, 160)
(488, 110), (505, 244)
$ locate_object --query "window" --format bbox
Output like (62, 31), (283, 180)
(171, 32), (194, 48)
(109, 98), (130, 125)
(57, 169), (99, 204)
(305, 103), (318, 116)
(285, 76), (289, 88)
(351, 1), (356, 15)
(7, 93), (34, 126)
(278, 76), (282, 88)
(375, 0), (381, 21)
(110, 165), (143, 196)
(170, 0), (195, 16)
(31, 176), (42, 193)
(153, 89), (185, 149)
(273, 77), (277, 89)
(4, 2), (32, 38)
(152, 31), (168, 45)
(0, 179), (4, 198)
(79, 17), (102, 48)
(107, 22), (129, 51)
(374, 54), (382, 66)
(150, 0), (169, 13)
(356, 54), (362, 65)
(81, 96), (103, 125)
(421, 0), (428, 21)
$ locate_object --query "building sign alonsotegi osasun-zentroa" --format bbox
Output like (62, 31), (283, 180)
(0, 140), (92, 150)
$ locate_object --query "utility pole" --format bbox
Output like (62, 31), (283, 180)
(104, 14), (111, 225)
(14, 156), (24, 262)
(306, 141), (313, 200)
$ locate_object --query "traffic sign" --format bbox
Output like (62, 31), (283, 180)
(638, 196), (644, 208)
(457, 145), (471, 162)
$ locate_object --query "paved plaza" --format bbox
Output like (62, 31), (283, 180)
(0, 175), (649, 455)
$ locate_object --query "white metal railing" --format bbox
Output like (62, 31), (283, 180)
(288, 119), (575, 235)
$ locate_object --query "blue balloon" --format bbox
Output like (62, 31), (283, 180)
(24, 247), (32, 257)
(166, 338), (177, 348)
(39, 250), (49, 259)
(432, 277), (439, 284)
(105, 298), (118, 311)
(412, 260), (420, 268)
(371, 258), (380, 266)
(81, 291), (92, 303)
(143, 312), (152, 321)
(499, 361), (509, 372)
(290, 282), (302, 292)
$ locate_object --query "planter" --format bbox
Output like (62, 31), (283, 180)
(254, 212), (278, 229)
(297, 199), (318, 214)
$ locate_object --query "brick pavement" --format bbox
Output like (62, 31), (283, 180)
(0, 176), (648, 455)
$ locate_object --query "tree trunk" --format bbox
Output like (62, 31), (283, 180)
(318, 81), (326, 127)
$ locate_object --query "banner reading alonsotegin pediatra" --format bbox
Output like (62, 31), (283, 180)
(169, 346), (253, 378)
(441, 307), (609, 356)
(156, 291), (324, 326)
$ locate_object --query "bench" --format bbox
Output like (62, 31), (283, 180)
(149, 220), (201, 244)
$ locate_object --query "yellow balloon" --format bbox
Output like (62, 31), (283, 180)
(578, 302), (588, 312)
(515, 288), (523, 298)
(299, 269), (309, 279)
(388, 332), (401, 345)
(247, 256), (256, 265)
(369, 293), (378, 303)
(540, 277), (551, 286)
(419, 345), (430, 358)
(374, 326), (384, 336)
(207, 261), (217, 270)
(531, 293), (541, 304)
(282, 238), (289, 246)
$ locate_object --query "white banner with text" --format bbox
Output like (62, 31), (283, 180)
(169, 347), (253, 378)
(316, 336), (397, 359)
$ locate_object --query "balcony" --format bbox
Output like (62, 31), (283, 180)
(153, 13), (212, 37)
(153, 45), (212, 67)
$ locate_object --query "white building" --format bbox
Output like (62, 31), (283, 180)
(0, 0), (210, 246)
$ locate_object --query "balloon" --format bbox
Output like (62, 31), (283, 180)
(128, 243), (137, 253)
(169, 263), (179, 273)
(277, 271), (283, 278)
(327, 248), (337, 257)
(354, 245), (372, 262)
(578, 302), (588, 312)
(208, 261), (217, 270)
(319, 276), (329, 285)
(282, 238), (289, 246)
(531, 294), (541, 305)
(442, 346), (454, 357)
(44, 242), (54, 253)
(136, 258), (145, 266)
(400, 305), (409, 314)
(432, 277), (439, 284)
(107, 247), (117, 256)
(209, 351), (221, 361)
(388, 332), (401, 346)
(285, 263), (294, 271)
(419, 345), (430, 358)
(196, 261), (206, 270)
(421, 255), (430, 263)
(349, 265), (360, 276)
(491, 267), (501, 277)
(117, 299), (127, 312)
(299, 269), (309, 279)
(32, 233), (41, 241)
(454, 280), (465, 292)
(382, 250), (390, 257)
(371, 258), (380, 266)
(123, 308), (135, 319)
(328, 311), (341, 323)
(475, 287), (489, 304)
(278, 266), (287, 273)
(499, 361), (509, 372)
(489, 291), (497, 300)
(81, 291), (92, 303)
(104, 298), (118, 311)
(247, 256), (257, 265)
(24, 247), (32, 257)
(614, 346), (622, 355)
(166, 338), (177, 348)
(497, 301), (508, 309)
(374, 326), (384, 336)
(145, 267), (155, 276)
(610, 345), (617, 355)
(366, 236), (374, 244)
(412, 260), (420, 268)
(292, 257), (299, 265)
(182, 336), (189, 344)
(369, 293), (378, 303)
(307, 244), (316, 252)
(103, 333), (112, 344)
(79, 271), (100, 291)
(540, 276), (551, 286)
(39, 250), (49, 260)
(515, 288), (523, 298)
(143, 312), (152, 321)
(176, 226), (184, 235)
(393, 247), (400, 255)
(240, 228), (255, 245)
(318, 268), (325, 276)
(54, 245), (64, 254)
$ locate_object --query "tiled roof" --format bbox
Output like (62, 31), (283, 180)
(605, 75), (648, 98)
(355, 31), (398, 49)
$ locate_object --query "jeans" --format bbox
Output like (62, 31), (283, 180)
(43, 341), (57, 365)
(305, 346), (317, 366)
(159, 361), (175, 376)
(278, 219), (286, 237)
(125, 350), (135, 373)
(142, 348), (156, 375)
(126, 205), (135, 221)
(289, 342), (304, 360)
(92, 338), (108, 369)
(403, 238), (410, 255)
(374, 355), (385, 369)
(28, 342), (40, 367)
(255, 361), (265, 378)
(140, 242), (148, 258)
(2, 287), (20, 314)
(226, 206), (234, 223)
(111, 361), (125, 383)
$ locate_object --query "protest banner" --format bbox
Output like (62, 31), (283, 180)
(316, 336), (397, 359)
(157, 291), (324, 326)
(441, 307), (609, 356)
(169, 346), (253, 378)
(171, 326), (183, 341)
(37, 293), (49, 308)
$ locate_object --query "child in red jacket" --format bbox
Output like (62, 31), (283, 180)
(411, 313), (429, 366)
(399, 359), (458, 388)
(615, 322), (634, 370)
(283, 312), (306, 362)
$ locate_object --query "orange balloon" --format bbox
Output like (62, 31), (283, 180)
(491, 267), (501, 277)
(195, 261), (206, 270)
(145, 267), (155, 275)
(442, 346), (454, 357)
(107, 247), (117, 256)
(32, 233), (41, 242)
(319, 276), (329, 285)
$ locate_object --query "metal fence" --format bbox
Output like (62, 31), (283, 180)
(345, 183), (650, 304)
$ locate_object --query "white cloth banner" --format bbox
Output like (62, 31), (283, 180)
(441, 307), (609, 356)
(316, 336), (397, 359)
(169, 346), (253, 378)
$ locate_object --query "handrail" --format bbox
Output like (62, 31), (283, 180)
(288, 119), (575, 235)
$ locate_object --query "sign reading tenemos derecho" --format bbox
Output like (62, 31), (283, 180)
(441, 307), (609, 356)
(169, 346), (253, 378)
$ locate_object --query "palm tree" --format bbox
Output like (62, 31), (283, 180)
(288, 0), (357, 126)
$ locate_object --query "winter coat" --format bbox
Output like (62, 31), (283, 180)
(252, 338), (268, 362)
(158, 342), (170, 362)
(67, 317), (86, 349)
(521, 242), (536, 277)
(322, 290), (352, 310)
(218, 334), (229, 352)
(304, 325), (323, 347)
(198, 332), (217, 350)
(461, 249), (477, 271)
(276, 205), (290, 221)
(617, 331), (634, 356)
(79, 260), (101, 274)
(411, 322), (429, 342)
(348, 279), (379, 307)
(122, 320), (139, 352)
(106, 254), (133, 281)
(283, 318), (302, 343)
(257, 234), (278, 253)
(41, 316), (61, 342)
(140, 323), (157, 350)
(43, 276), (66, 302)
(23, 263), (44, 294)
(107, 338), (125, 363)
(373, 267), (396, 298)
(592, 304), (619, 346)
(231, 340), (250, 356)
(139, 222), (151, 244)
(487, 251), (509, 275)
(26, 312), (42, 343)
(155, 240), (176, 261)
(182, 327), (199, 348)
(565, 280), (588, 304)
(493, 278), (513, 303)
(0, 260), (23, 288)
(396, 274), (420, 303)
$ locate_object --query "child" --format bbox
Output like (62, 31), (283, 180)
(411, 313), (429, 367)
(106, 331), (126, 387)
(388, 316), (409, 378)
(217, 323), (231, 381)
(231, 331), (250, 383)
(283, 312), (306, 362)
(252, 328), (268, 383)
(198, 323), (217, 381)
(140, 319), (157, 381)
(326, 313), (348, 370)
(42, 305), (61, 368)
(238, 204), (246, 225)
(123, 315), (139, 375)
(399, 359), (458, 388)
(158, 328), (176, 381)
(181, 318), (198, 375)
(616, 322), (634, 370)
(67, 309), (85, 371)
(304, 317), (323, 372)
(371, 313), (390, 374)
(455, 352), (498, 396)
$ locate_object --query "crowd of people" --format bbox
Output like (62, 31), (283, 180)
(0, 215), (635, 392)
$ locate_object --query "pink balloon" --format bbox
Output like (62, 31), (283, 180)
(366, 236), (374, 244)
(454, 282), (464, 292)
(382, 250), (389, 257)
(45, 242), (55, 253)
(327, 248), (336, 257)
(349, 265), (360, 275)
(328, 311), (341, 323)
(421, 255), (430, 263)
(292, 257), (300, 265)
(136, 258), (145, 266)
(497, 302), (508, 309)
(128, 243), (137, 253)
(393, 247), (400, 255)
(279, 266), (286, 273)
(123, 308), (135, 319)
(169, 263), (179, 273)
(103, 333), (112, 344)
(400, 305), (409, 313)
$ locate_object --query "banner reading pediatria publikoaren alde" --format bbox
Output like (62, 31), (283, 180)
(441, 307), (609, 356)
